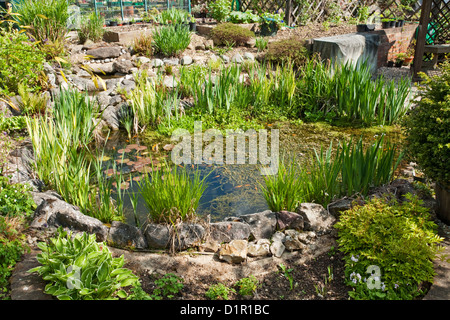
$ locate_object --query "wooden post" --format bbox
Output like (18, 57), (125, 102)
(413, 0), (433, 81)
(285, 0), (292, 27)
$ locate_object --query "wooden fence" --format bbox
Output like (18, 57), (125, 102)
(238, 0), (423, 26)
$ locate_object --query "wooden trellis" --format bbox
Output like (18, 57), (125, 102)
(413, 0), (450, 79)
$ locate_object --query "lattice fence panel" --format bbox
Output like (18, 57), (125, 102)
(378, 0), (422, 21)
(429, 0), (450, 44)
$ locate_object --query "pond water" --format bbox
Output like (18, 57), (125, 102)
(98, 121), (404, 226)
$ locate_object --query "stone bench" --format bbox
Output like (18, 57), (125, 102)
(424, 44), (450, 67)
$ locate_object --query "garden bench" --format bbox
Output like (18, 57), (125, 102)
(423, 44), (450, 68)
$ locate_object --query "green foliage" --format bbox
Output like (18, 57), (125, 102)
(296, 57), (412, 126)
(278, 263), (295, 290)
(208, 0), (232, 22)
(153, 273), (184, 299)
(13, 0), (69, 44)
(0, 28), (45, 96)
(335, 195), (444, 300)
(138, 164), (209, 223)
(228, 10), (260, 23)
(205, 283), (235, 300)
(78, 12), (105, 43)
(264, 37), (309, 67)
(261, 136), (403, 209)
(403, 61), (450, 186)
(28, 228), (139, 300)
(0, 216), (29, 298)
(17, 83), (48, 115)
(152, 24), (191, 57)
(0, 176), (36, 217)
(0, 115), (27, 132)
(235, 275), (259, 296)
(210, 22), (254, 46)
(156, 8), (190, 24)
(255, 36), (268, 52)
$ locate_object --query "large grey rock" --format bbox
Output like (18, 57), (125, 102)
(239, 210), (277, 240)
(113, 59), (134, 74)
(180, 55), (193, 65)
(208, 221), (251, 243)
(219, 240), (248, 264)
(86, 46), (122, 59)
(283, 229), (307, 252)
(86, 62), (115, 74)
(151, 58), (164, 67)
(107, 221), (148, 249)
(101, 105), (120, 130)
(231, 53), (244, 64)
(327, 198), (354, 217)
(276, 211), (305, 231)
(30, 191), (108, 241)
(270, 231), (286, 258)
(173, 223), (206, 250)
(143, 223), (171, 249)
(296, 203), (336, 233)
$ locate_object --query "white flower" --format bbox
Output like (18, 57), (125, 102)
(350, 255), (359, 262)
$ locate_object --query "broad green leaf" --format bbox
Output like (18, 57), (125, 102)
(116, 290), (127, 299)
(96, 261), (110, 283)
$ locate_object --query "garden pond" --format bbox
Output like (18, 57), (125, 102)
(99, 120), (404, 225)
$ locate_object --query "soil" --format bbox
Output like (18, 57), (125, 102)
(110, 230), (352, 301)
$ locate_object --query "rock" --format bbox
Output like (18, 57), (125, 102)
(143, 223), (171, 249)
(85, 46), (122, 59)
(101, 105), (120, 130)
(5, 144), (34, 184)
(86, 62), (115, 74)
(173, 223), (206, 250)
(43, 62), (55, 75)
(109, 95), (123, 106)
(195, 43), (206, 50)
(220, 55), (230, 63)
(243, 52), (255, 61)
(270, 241), (285, 258)
(199, 239), (220, 253)
(208, 221), (251, 243)
(30, 192), (108, 241)
(283, 229), (307, 252)
(181, 55), (193, 65)
(247, 239), (271, 257)
(296, 203), (336, 233)
(246, 38), (256, 48)
(163, 76), (178, 88)
(276, 211), (305, 231)
(231, 53), (244, 64)
(390, 178), (417, 201)
(113, 59), (134, 74)
(151, 58), (164, 67)
(107, 221), (148, 249)
(270, 231), (286, 257)
(239, 210), (277, 240)
(204, 39), (214, 50)
(163, 58), (179, 66)
(136, 56), (151, 65)
(327, 198), (354, 217)
(219, 240), (248, 264)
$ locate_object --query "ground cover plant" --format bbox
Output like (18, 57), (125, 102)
(28, 228), (139, 300)
(335, 194), (444, 300)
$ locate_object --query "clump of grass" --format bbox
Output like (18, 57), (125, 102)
(78, 12), (105, 43)
(210, 22), (254, 47)
(255, 37), (268, 51)
(138, 165), (209, 223)
(265, 37), (309, 67)
(132, 32), (152, 57)
(152, 24), (191, 57)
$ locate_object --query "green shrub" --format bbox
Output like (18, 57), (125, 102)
(28, 228), (139, 300)
(228, 10), (260, 23)
(152, 24), (191, 57)
(0, 216), (29, 298)
(265, 37), (309, 67)
(157, 7), (190, 24)
(208, 0), (232, 22)
(205, 283), (235, 300)
(403, 60), (450, 186)
(78, 12), (105, 43)
(0, 176), (36, 217)
(210, 22), (254, 46)
(235, 275), (259, 296)
(0, 29), (45, 96)
(153, 273), (184, 299)
(335, 194), (444, 300)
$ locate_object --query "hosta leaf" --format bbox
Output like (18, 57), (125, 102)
(116, 290), (127, 299)
(96, 261), (110, 283)
(57, 295), (72, 300)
